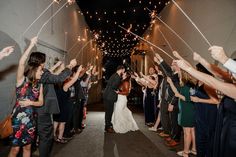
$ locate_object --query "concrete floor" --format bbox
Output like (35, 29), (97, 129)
(0, 105), (181, 157)
(49, 109), (180, 157)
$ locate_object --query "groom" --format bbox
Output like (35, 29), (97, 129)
(103, 65), (125, 133)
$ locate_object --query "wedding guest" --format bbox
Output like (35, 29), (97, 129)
(53, 65), (82, 143)
(27, 52), (77, 157)
(80, 65), (93, 126)
(71, 65), (87, 134)
(141, 69), (158, 126)
(173, 52), (236, 157)
(153, 53), (177, 139)
(191, 64), (219, 157)
(8, 37), (44, 157)
(148, 65), (163, 132)
(133, 71), (157, 126)
(167, 71), (196, 157)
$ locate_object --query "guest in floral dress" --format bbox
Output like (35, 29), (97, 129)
(8, 37), (44, 157)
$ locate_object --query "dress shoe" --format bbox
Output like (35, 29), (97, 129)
(166, 139), (180, 147)
(189, 150), (197, 155)
(75, 129), (82, 134)
(164, 137), (172, 142)
(105, 128), (115, 133)
(158, 131), (170, 137)
(148, 127), (157, 132)
(177, 150), (189, 157)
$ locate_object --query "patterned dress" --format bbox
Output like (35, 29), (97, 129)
(10, 79), (41, 146)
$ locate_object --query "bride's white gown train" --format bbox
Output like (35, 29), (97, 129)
(112, 94), (139, 133)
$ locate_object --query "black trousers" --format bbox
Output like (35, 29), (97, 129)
(64, 99), (75, 136)
(37, 113), (53, 157)
(104, 98), (115, 129)
(72, 99), (84, 130)
(170, 106), (181, 141)
(160, 100), (171, 134)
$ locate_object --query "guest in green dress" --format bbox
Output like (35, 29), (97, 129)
(167, 71), (196, 157)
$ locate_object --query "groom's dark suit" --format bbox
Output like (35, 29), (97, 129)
(103, 72), (121, 129)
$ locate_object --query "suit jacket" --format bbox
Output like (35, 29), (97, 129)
(103, 73), (121, 102)
(36, 68), (72, 115)
(159, 61), (179, 106)
(167, 73), (179, 106)
(74, 79), (85, 102)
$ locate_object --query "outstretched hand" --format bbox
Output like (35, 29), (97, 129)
(173, 60), (192, 72)
(154, 53), (162, 64)
(0, 46), (14, 58)
(77, 65), (83, 74)
(30, 36), (38, 46)
(193, 52), (202, 62)
(208, 46), (228, 64)
(172, 51), (183, 60)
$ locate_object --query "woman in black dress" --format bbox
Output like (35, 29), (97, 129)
(53, 65), (82, 143)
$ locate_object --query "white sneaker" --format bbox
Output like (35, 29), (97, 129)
(148, 127), (157, 132)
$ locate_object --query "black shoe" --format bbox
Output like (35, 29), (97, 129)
(105, 128), (115, 133)
(75, 129), (82, 134)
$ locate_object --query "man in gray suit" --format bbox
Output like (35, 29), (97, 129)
(28, 52), (77, 157)
(103, 65), (125, 133)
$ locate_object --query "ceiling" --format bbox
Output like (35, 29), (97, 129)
(76, 0), (169, 58)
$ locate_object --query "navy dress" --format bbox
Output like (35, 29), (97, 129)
(53, 84), (70, 122)
(194, 85), (217, 157)
(144, 87), (156, 123)
(213, 96), (236, 157)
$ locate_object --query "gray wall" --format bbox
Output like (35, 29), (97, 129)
(143, 0), (236, 69)
(0, 0), (102, 120)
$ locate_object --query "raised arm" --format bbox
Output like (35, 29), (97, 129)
(17, 37), (37, 86)
(131, 73), (146, 87)
(49, 61), (62, 73)
(167, 77), (186, 101)
(53, 63), (65, 75)
(40, 59), (77, 84)
(154, 53), (172, 77)
(175, 59), (236, 99)
(63, 65), (83, 92)
(193, 52), (231, 82)
(140, 72), (157, 87)
(209, 46), (236, 75)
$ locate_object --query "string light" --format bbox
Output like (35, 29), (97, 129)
(74, 1), (169, 57)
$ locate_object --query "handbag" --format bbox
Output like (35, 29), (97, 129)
(0, 90), (15, 139)
(0, 115), (13, 139)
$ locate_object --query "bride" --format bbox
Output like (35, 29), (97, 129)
(112, 72), (139, 133)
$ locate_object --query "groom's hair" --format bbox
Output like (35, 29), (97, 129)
(116, 65), (125, 71)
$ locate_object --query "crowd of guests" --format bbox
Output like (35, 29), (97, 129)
(0, 37), (98, 157)
(131, 46), (236, 157)
(1, 36), (236, 157)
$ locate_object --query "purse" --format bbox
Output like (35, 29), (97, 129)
(0, 115), (13, 139)
(0, 90), (15, 139)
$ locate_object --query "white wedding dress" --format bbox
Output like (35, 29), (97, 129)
(112, 94), (139, 133)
